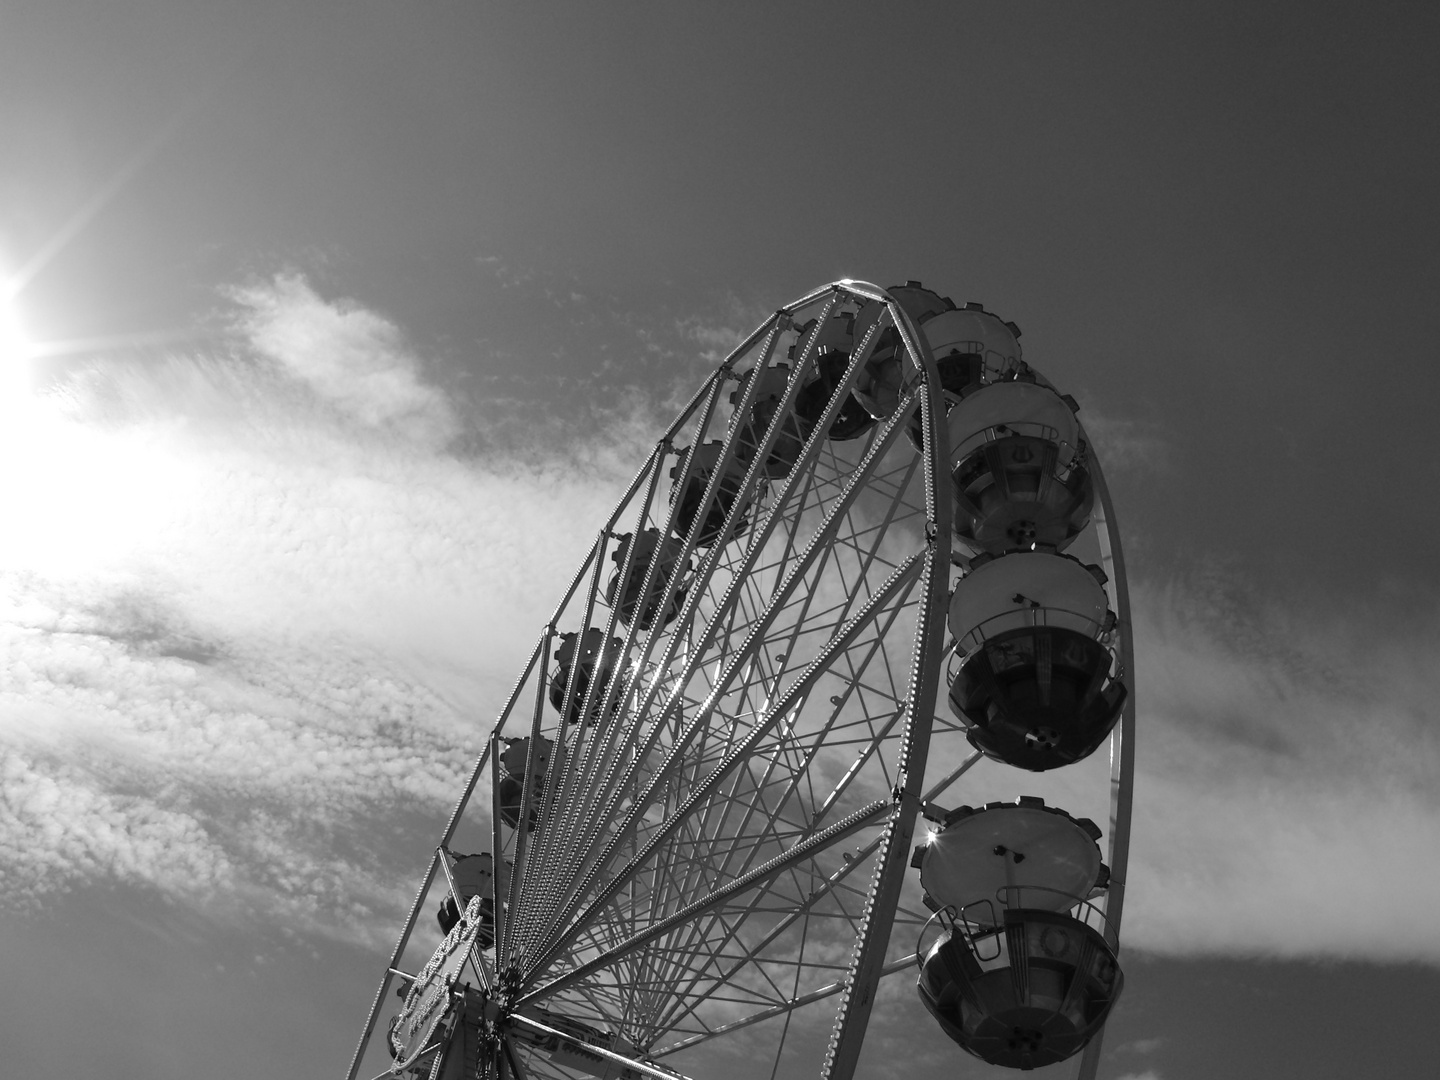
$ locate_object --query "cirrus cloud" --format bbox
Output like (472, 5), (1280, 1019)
(0, 273), (649, 945)
(2, 274), (1437, 974)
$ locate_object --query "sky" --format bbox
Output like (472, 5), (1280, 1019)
(2, 3), (1439, 1079)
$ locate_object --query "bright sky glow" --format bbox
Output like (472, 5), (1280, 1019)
(0, 402), (192, 576)
(1, 281), (32, 401)
(0, 265), (193, 575)
(5, 5), (1440, 1080)
(2, 271), (1435, 1080)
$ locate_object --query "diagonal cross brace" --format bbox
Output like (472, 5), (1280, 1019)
(506, 1013), (696, 1080)
(517, 796), (889, 1007)
(519, 550), (925, 987)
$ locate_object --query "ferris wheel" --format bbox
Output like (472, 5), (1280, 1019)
(344, 280), (1136, 1080)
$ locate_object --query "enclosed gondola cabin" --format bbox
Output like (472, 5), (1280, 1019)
(605, 529), (688, 631)
(789, 308), (877, 441)
(498, 736), (552, 830)
(895, 295), (1026, 452)
(922, 303), (1024, 399)
(435, 852), (501, 947)
(549, 628), (628, 726)
(947, 376), (1095, 556)
(497, 774), (535, 830)
(918, 909), (1122, 1070)
(669, 441), (755, 547)
(847, 283), (954, 422)
(912, 799), (1123, 1070)
(946, 551), (1126, 770)
(729, 362), (809, 480)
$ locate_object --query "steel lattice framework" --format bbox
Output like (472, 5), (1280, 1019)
(345, 280), (1136, 1080)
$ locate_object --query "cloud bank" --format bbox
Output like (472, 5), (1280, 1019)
(1, 273), (1436, 969)
(0, 273), (651, 945)
(1126, 577), (1440, 963)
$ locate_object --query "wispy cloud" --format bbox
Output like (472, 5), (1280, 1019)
(1126, 576), (1440, 963)
(226, 272), (458, 443)
(1113, 1037), (1165, 1056)
(675, 295), (765, 365)
(2, 275), (1436, 973)
(0, 274), (640, 944)
(1078, 406), (1173, 476)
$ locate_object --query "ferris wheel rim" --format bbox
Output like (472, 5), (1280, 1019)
(490, 281), (954, 1080)
(345, 279), (1136, 1080)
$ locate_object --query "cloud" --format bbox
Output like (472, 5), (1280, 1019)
(1078, 406), (1172, 476)
(226, 272), (458, 443)
(3, 274), (1438, 975)
(0, 274), (642, 943)
(676, 306), (756, 364)
(1114, 1037), (1165, 1055)
(1124, 576), (1440, 963)
(0, 745), (233, 899)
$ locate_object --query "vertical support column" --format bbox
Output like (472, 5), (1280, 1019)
(821, 295), (953, 1080)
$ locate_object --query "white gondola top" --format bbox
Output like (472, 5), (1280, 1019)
(917, 799), (1104, 926)
(944, 380), (1082, 471)
(948, 551), (1110, 653)
(920, 307), (1020, 374)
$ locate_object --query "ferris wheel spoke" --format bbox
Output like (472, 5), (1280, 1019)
(653, 299), (883, 656)
(652, 829), (886, 1037)
(546, 540), (921, 968)
(519, 528), (644, 950)
(649, 948), (921, 1060)
(517, 400), (916, 961)
(765, 624), (916, 833)
(507, 1012), (697, 1080)
(711, 401), (915, 679)
(527, 375), (735, 934)
(656, 812), (875, 979)
(553, 853), (877, 1050)
(517, 797), (888, 1008)
(661, 576), (919, 961)
(519, 550), (924, 986)
(642, 852), (877, 1039)
(502, 628), (563, 959)
(721, 439), (895, 649)
(350, 281), (1140, 1080)
(720, 452), (852, 648)
(593, 544), (921, 994)
(536, 333), (767, 854)
(627, 348), (877, 719)
(518, 360), (846, 944)
(549, 720), (897, 1007)
(642, 762), (806, 977)
(644, 768), (772, 951)
(501, 1035), (532, 1080)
